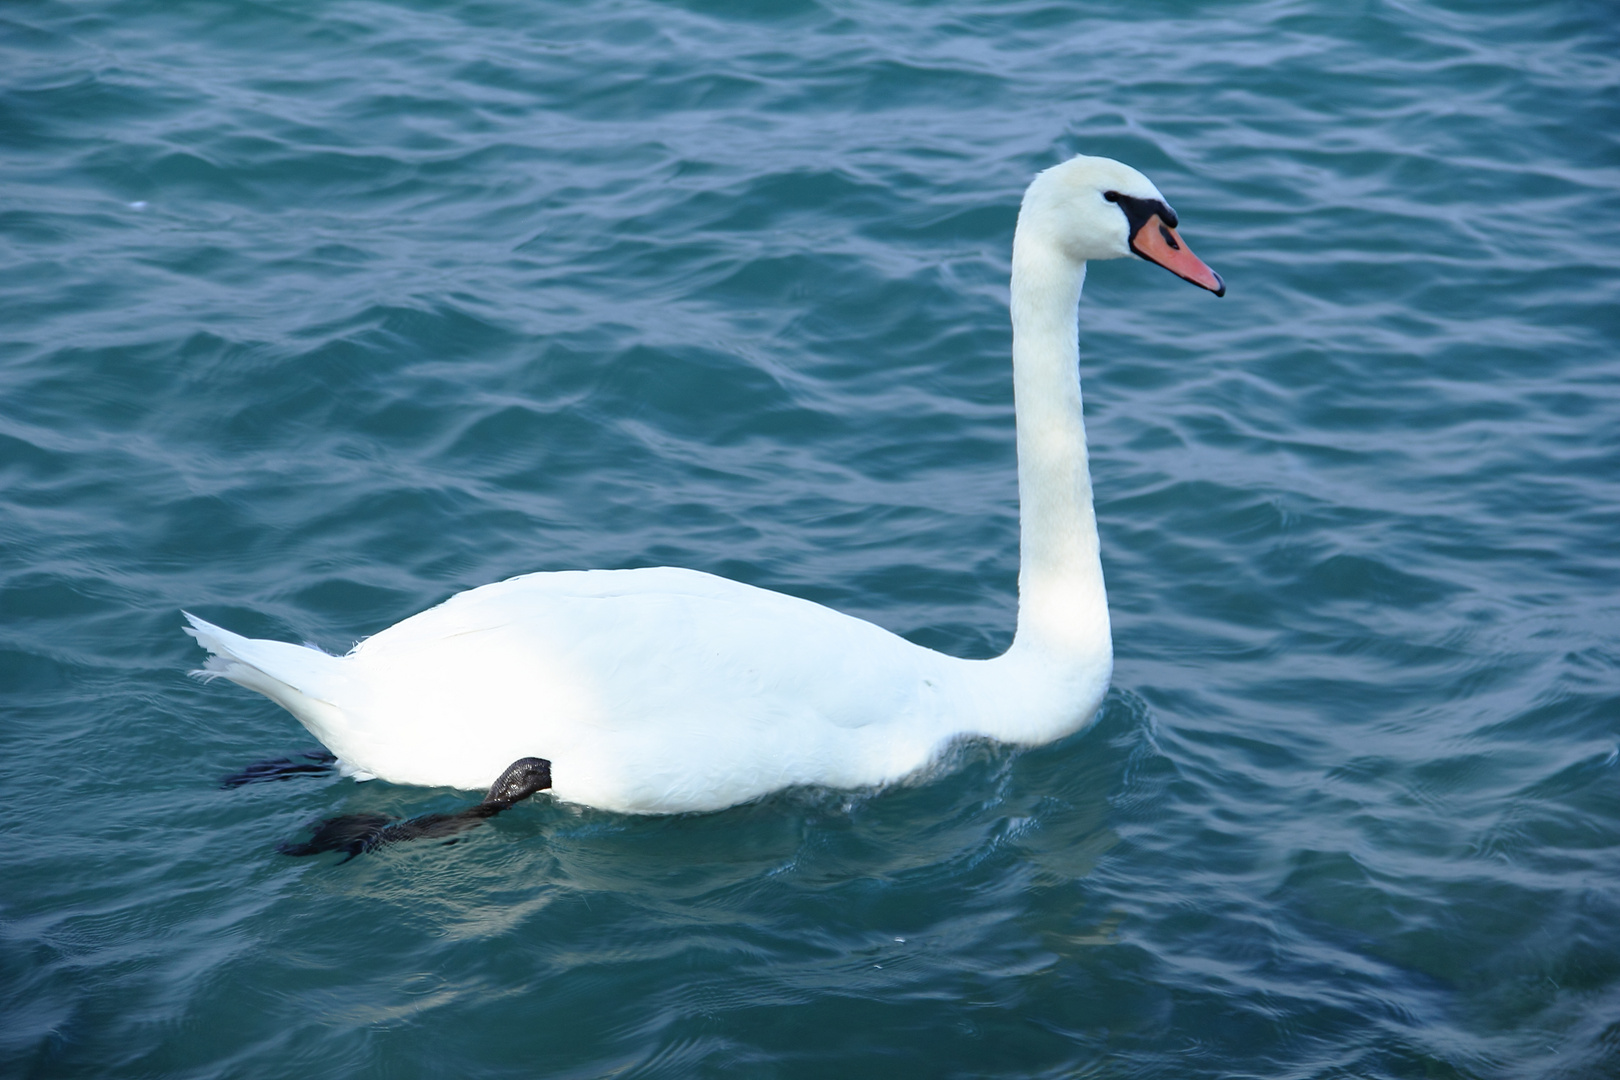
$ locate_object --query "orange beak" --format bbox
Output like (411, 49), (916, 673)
(1130, 214), (1225, 296)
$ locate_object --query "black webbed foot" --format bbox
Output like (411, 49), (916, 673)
(279, 757), (552, 861)
(221, 749), (337, 788)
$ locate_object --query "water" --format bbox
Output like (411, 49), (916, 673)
(3, 0), (1618, 1076)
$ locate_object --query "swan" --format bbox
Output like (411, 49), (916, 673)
(186, 154), (1223, 817)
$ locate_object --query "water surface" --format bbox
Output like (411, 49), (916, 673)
(3, 1), (1618, 1077)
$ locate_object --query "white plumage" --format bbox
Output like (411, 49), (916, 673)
(186, 154), (1223, 814)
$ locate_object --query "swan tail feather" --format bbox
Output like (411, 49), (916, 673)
(182, 612), (354, 750)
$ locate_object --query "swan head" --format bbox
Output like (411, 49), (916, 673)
(1020, 155), (1224, 296)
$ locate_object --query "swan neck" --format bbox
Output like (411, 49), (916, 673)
(1005, 233), (1110, 664)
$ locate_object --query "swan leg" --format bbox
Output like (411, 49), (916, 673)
(278, 812), (395, 863)
(277, 756), (553, 862)
(220, 749), (337, 788)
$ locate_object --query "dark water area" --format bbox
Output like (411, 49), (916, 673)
(3, 1), (1618, 1076)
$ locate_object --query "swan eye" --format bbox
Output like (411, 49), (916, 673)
(1103, 190), (1180, 232)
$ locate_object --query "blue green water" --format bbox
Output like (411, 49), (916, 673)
(4, 0), (1619, 1076)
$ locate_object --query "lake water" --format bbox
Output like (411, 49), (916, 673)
(3, 1), (1618, 1077)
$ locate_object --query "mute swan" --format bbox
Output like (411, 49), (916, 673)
(187, 154), (1223, 817)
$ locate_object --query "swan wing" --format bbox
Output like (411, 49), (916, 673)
(312, 568), (949, 811)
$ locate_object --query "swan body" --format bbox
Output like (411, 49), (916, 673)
(186, 154), (1222, 815)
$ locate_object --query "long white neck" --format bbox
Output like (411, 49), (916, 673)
(926, 187), (1127, 744)
(1005, 230), (1110, 662)
(951, 219), (1111, 744)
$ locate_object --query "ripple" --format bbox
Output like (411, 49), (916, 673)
(2, 0), (1619, 1077)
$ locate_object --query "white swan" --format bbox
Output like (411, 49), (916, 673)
(186, 154), (1223, 815)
